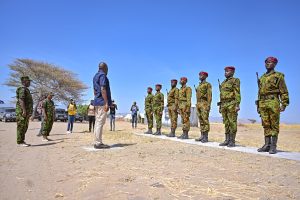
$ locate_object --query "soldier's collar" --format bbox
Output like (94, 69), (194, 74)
(265, 70), (276, 76)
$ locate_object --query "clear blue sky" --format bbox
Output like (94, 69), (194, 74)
(0, 0), (299, 123)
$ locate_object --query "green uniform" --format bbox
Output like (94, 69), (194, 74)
(144, 94), (154, 129)
(196, 81), (212, 133)
(42, 99), (55, 136)
(167, 87), (179, 129)
(179, 85), (192, 131)
(258, 71), (289, 136)
(16, 86), (33, 144)
(153, 91), (164, 129)
(220, 77), (241, 135)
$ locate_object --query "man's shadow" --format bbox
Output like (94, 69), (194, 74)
(30, 140), (63, 147)
(110, 143), (136, 148)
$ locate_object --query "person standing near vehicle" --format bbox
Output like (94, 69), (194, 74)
(130, 102), (139, 128)
(41, 92), (55, 141)
(31, 94), (47, 136)
(87, 100), (96, 133)
(109, 100), (118, 131)
(66, 99), (77, 134)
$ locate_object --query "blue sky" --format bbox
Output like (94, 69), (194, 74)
(0, 0), (300, 123)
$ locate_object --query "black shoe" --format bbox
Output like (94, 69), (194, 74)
(94, 143), (110, 149)
(178, 131), (189, 139)
(257, 136), (271, 152)
(195, 132), (203, 142)
(144, 129), (153, 134)
(219, 133), (230, 146)
(201, 132), (208, 143)
(166, 128), (176, 137)
(227, 134), (236, 147)
(269, 136), (278, 154)
(153, 128), (161, 135)
(36, 133), (42, 137)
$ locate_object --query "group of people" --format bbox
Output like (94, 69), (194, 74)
(144, 56), (289, 154)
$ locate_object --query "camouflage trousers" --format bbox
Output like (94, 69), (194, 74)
(259, 99), (280, 136)
(179, 104), (191, 131)
(168, 104), (178, 129)
(221, 102), (238, 135)
(16, 115), (30, 144)
(196, 102), (210, 133)
(145, 109), (153, 129)
(42, 118), (54, 136)
(153, 107), (163, 129)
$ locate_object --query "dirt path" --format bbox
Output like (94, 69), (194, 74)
(0, 121), (299, 199)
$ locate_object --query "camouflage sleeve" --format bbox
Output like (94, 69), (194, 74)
(186, 87), (192, 107)
(160, 93), (164, 110)
(278, 74), (289, 107)
(175, 88), (179, 107)
(234, 79), (241, 105)
(196, 85), (200, 100)
(17, 87), (26, 99)
(207, 83), (212, 106)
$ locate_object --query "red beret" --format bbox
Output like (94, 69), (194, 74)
(180, 77), (188, 82)
(147, 87), (153, 91)
(199, 71), (208, 77)
(265, 56), (278, 64)
(171, 79), (177, 83)
(155, 84), (162, 88)
(224, 66), (235, 71)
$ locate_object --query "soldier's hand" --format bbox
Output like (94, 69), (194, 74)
(22, 111), (27, 117)
(280, 105), (286, 112)
(235, 106), (240, 112)
(104, 104), (109, 112)
(44, 116), (48, 121)
(219, 107), (221, 113)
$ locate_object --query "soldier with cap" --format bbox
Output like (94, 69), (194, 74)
(16, 76), (33, 147)
(144, 87), (154, 134)
(257, 57), (289, 154)
(178, 77), (192, 139)
(41, 92), (55, 141)
(218, 66), (241, 147)
(152, 84), (164, 135)
(166, 79), (179, 137)
(195, 71), (212, 143)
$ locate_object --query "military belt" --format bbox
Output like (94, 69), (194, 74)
(220, 98), (235, 103)
(260, 94), (278, 100)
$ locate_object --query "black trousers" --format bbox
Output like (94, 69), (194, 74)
(88, 116), (95, 132)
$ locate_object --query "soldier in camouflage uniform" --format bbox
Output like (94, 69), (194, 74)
(195, 72), (212, 143)
(41, 92), (55, 141)
(166, 79), (179, 137)
(152, 84), (164, 135)
(144, 87), (154, 134)
(218, 66), (241, 147)
(178, 77), (192, 139)
(257, 57), (289, 154)
(16, 76), (33, 147)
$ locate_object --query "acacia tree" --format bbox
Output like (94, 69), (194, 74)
(5, 58), (89, 105)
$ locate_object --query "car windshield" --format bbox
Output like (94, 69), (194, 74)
(5, 109), (15, 113)
(56, 110), (65, 114)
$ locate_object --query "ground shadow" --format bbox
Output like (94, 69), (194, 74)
(50, 133), (67, 136)
(110, 143), (136, 148)
(30, 142), (61, 147)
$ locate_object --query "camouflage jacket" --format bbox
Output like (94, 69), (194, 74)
(153, 91), (164, 110)
(196, 81), (212, 106)
(167, 87), (179, 107)
(179, 85), (192, 107)
(144, 94), (153, 111)
(43, 99), (55, 120)
(16, 86), (33, 116)
(258, 71), (289, 107)
(220, 77), (241, 105)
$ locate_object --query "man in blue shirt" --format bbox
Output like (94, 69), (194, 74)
(93, 62), (112, 149)
(130, 101), (139, 128)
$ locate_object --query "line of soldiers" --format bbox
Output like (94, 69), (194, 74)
(144, 56), (289, 154)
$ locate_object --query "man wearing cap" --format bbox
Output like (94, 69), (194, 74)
(257, 57), (289, 154)
(219, 66), (241, 147)
(166, 79), (179, 137)
(178, 77), (192, 139)
(41, 92), (55, 141)
(195, 72), (212, 143)
(144, 87), (154, 134)
(16, 76), (33, 146)
(93, 62), (112, 149)
(152, 84), (164, 135)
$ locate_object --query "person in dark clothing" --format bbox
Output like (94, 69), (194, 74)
(130, 102), (139, 128)
(109, 100), (118, 131)
(87, 100), (96, 133)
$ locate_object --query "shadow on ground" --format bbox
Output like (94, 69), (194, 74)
(110, 143), (136, 148)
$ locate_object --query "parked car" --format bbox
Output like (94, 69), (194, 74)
(0, 107), (16, 122)
(75, 114), (83, 122)
(55, 108), (67, 122)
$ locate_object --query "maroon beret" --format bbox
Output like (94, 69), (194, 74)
(265, 56), (278, 64)
(199, 71), (208, 77)
(224, 66), (235, 71)
(155, 84), (162, 88)
(180, 77), (188, 82)
(147, 87), (153, 91)
(171, 79), (178, 83)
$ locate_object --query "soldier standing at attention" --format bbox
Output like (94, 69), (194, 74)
(41, 92), (55, 142)
(144, 87), (154, 134)
(166, 79), (179, 137)
(195, 72), (212, 143)
(152, 84), (164, 135)
(257, 57), (289, 154)
(178, 77), (192, 139)
(16, 76), (33, 147)
(218, 66), (241, 147)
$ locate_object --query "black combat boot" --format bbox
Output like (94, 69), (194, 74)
(167, 128), (176, 137)
(269, 136), (278, 154)
(227, 134), (236, 147)
(144, 128), (153, 134)
(153, 128), (162, 135)
(257, 136), (271, 152)
(219, 133), (229, 146)
(201, 132), (208, 143)
(178, 131), (189, 139)
(195, 131), (204, 142)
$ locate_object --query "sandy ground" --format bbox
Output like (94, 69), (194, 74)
(0, 120), (300, 200)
